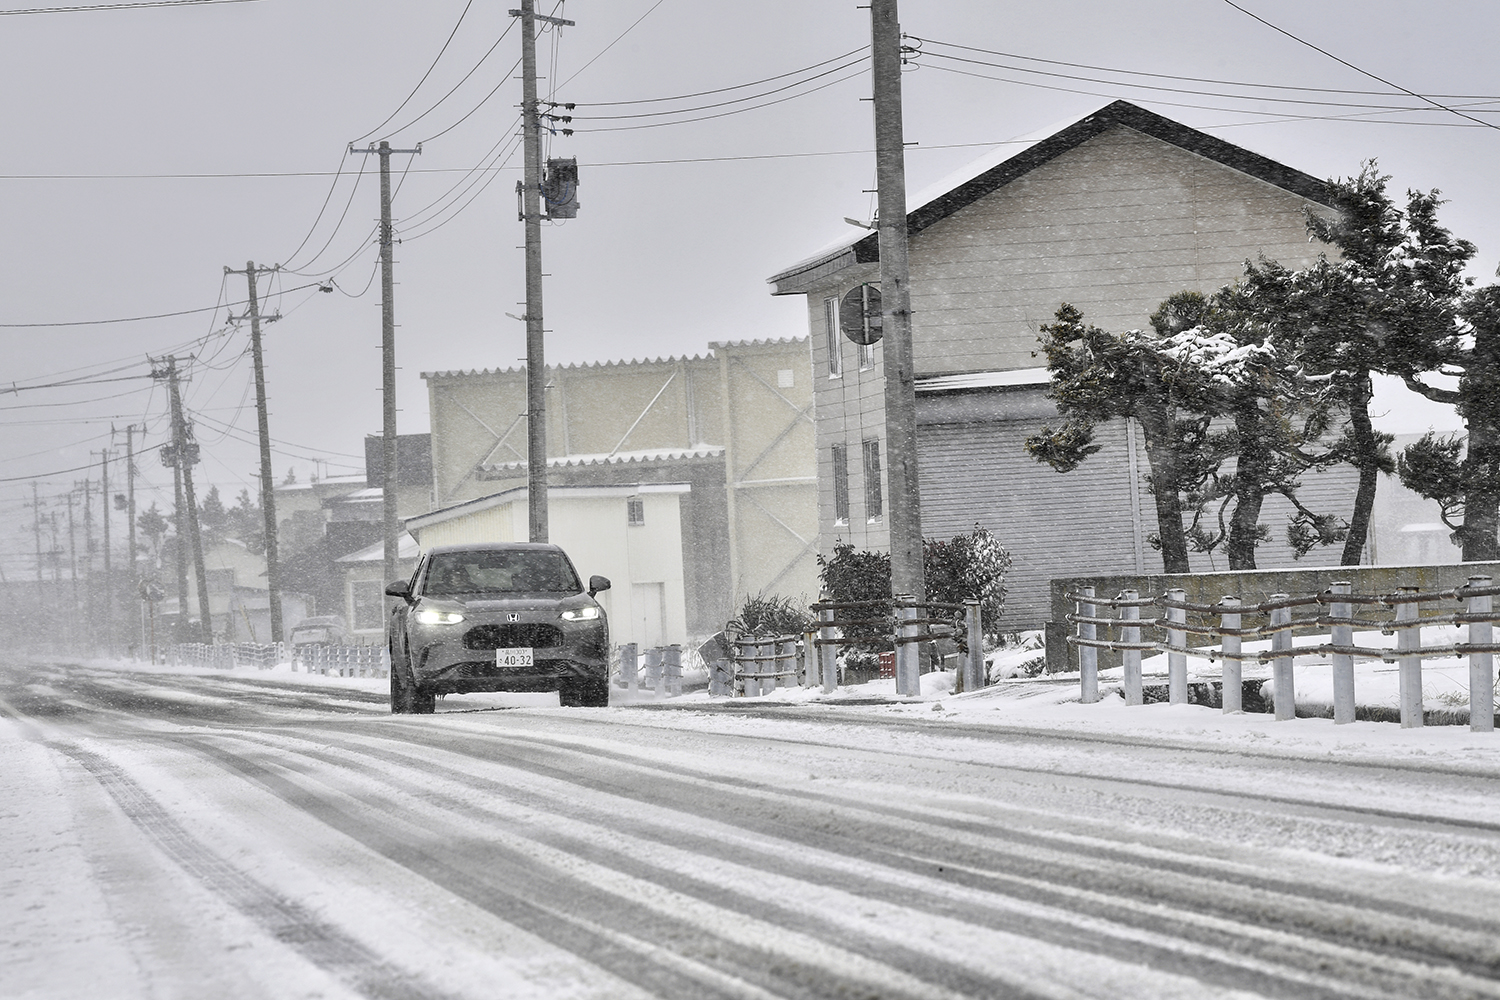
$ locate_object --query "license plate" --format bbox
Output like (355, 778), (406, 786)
(496, 647), (534, 668)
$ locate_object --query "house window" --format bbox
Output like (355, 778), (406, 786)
(824, 296), (842, 377)
(832, 443), (849, 524)
(627, 496), (645, 526)
(863, 438), (883, 520)
(351, 579), (384, 631)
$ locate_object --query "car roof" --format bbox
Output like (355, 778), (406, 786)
(425, 542), (569, 555)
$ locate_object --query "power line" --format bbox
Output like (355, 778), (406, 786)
(920, 62), (1495, 129)
(556, 0), (665, 91)
(910, 37), (1500, 103)
(351, 0), (477, 144)
(371, 21), (519, 144)
(0, 0), (259, 14)
(0, 279), (326, 328)
(1219, 0), (1500, 133)
(571, 45), (866, 107)
(571, 54), (869, 121)
(573, 64), (869, 133)
(916, 47), (1492, 115)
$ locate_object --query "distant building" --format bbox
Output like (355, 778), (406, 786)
(422, 338), (817, 639)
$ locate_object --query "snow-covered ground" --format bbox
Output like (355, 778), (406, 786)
(5, 652), (1500, 999)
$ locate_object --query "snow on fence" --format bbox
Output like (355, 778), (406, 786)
(161, 641), (387, 678)
(1067, 575), (1498, 731)
(292, 643), (387, 678)
(617, 643), (684, 697)
(166, 641), (284, 670)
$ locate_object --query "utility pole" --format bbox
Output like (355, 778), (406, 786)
(513, 0), (572, 542)
(99, 449), (112, 652)
(120, 424), (139, 584)
(353, 139), (421, 586)
(121, 424), (141, 657)
(225, 262), (283, 643)
(871, 0), (925, 602)
(65, 489), (79, 646)
(155, 357), (214, 642)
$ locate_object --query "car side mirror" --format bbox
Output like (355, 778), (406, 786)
(588, 575), (611, 597)
(384, 580), (412, 600)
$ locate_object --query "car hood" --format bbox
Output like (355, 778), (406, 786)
(419, 593), (597, 614)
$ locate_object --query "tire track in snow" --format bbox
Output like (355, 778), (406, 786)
(50, 741), (465, 1000)
(173, 722), (1500, 1000)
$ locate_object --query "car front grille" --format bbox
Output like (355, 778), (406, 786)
(463, 623), (564, 650)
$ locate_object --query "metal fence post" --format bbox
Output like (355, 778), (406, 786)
(819, 608), (837, 693)
(1330, 581), (1355, 725)
(1121, 591), (1142, 706)
(964, 599), (984, 695)
(1271, 598), (1294, 721)
(776, 638), (796, 690)
(1396, 587), (1423, 729)
(1468, 575), (1495, 733)
(1220, 597), (1242, 713)
(895, 598), (920, 697)
(644, 646), (664, 698)
(664, 644), (682, 697)
(1167, 588), (1187, 705)
(620, 642), (638, 695)
(1078, 588), (1098, 704)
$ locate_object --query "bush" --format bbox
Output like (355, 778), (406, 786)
(727, 592), (812, 639)
(816, 526), (1013, 650)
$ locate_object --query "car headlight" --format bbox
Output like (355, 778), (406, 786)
(560, 606), (600, 622)
(415, 608), (466, 625)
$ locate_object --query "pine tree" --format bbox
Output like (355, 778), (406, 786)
(1026, 297), (1223, 573)
(1238, 163), (1472, 564)
(1399, 286), (1500, 560)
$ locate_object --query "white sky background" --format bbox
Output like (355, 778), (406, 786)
(2, 0), (1498, 571)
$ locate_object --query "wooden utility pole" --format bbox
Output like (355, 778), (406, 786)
(156, 358), (214, 642)
(121, 424), (139, 584)
(354, 140), (421, 586)
(168, 427), (190, 642)
(871, 0), (925, 602)
(513, 0), (572, 542)
(99, 449), (112, 651)
(226, 262), (284, 643)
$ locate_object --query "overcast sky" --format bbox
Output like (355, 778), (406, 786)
(3, 0), (1497, 572)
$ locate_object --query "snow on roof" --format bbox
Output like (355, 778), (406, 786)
(335, 532), (422, 564)
(915, 368), (1051, 393)
(479, 445), (724, 473)
(422, 339), (806, 382)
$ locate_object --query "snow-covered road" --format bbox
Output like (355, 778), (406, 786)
(4, 657), (1500, 999)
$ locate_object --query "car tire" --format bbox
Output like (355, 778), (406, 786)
(561, 677), (609, 708)
(390, 648), (416, 714)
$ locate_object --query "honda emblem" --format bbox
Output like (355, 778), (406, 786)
(507, 612), (520, 623)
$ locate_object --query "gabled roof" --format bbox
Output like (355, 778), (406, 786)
(769, 100), (1334, 289)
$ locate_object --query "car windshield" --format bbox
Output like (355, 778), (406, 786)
(422, 550), (582, 597)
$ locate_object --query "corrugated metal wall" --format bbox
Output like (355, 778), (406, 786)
(917, 386), (1146, 629)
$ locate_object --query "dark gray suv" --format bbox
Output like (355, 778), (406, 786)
(385, 542), (611, 713)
